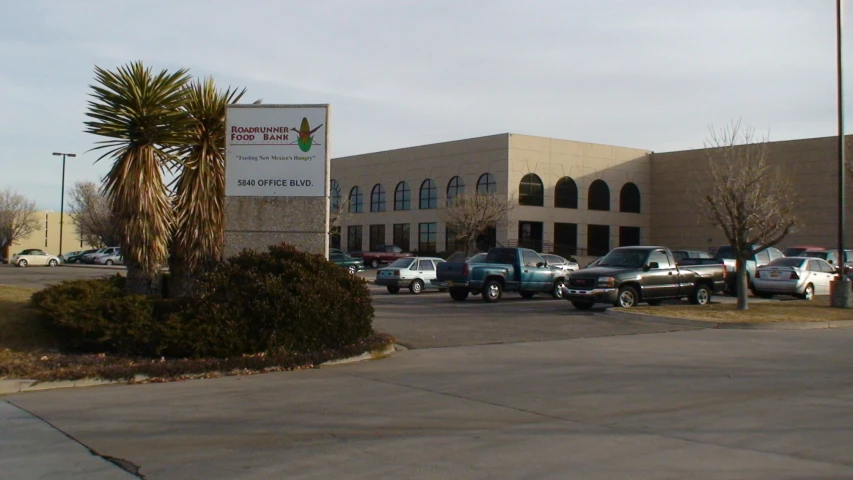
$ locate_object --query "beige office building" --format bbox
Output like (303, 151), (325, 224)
(3, 211), (92, 259)
(331, 132), (852, 259)
(331, 134), (651, 260)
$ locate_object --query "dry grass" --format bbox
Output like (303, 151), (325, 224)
(0, 285), (56, 351)
(621, 297), (853, 323)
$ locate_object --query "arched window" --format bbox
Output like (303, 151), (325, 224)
(419, 179), (437, 209)
(518, 173), (544, 206)
(349, 186), (363, 213)
(477, 173), (496, 194)
(330, 179), (341, 213)
(370, 184), (386, 212)
(588, 180), (610, 211)
(446, 176), (465, 206)
(554, 177), (578, 209)
(394, 181), (410, 211)
(619, 182), (641, 213)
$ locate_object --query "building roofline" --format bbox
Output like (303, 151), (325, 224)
(332, 133), (510, 161)
(655, 133), (853, 156)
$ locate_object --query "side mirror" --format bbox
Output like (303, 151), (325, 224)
(647, 262), (660, 270)
(829, 260), (834, 264)
(536, 262), (545, 268)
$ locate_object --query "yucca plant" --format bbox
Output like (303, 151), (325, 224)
(169, 77), (247, 297)
(84, 61), (192, 294)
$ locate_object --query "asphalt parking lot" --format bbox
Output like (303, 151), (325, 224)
(0, 263), (124, 289)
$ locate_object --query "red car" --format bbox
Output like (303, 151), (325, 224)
(782, 245), (825, 257)
(361, 245), (414, 268)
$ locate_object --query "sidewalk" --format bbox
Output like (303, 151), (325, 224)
(0, 400), (138, 479)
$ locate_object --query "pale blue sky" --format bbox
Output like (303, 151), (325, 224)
(0, 0), (848, 209)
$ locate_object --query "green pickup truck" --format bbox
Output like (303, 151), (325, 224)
(432, 247), (569, 302)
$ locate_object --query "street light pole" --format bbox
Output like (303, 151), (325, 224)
(832, 0), (853, 308)
(52, 152), (76, 256)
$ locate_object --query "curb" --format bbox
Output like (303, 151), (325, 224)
(0, 344), (398, 396)
(58, 264), (126, 270)
(602, 309), (853, 330)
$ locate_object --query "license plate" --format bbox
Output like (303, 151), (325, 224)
(770, 272), (780, 278)
(445, 280), (454, 286)
(380, 271), (390, 276)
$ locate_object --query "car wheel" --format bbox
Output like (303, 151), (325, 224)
(800, 283), (815, 301)
(646, 299), (663, 306)
(387, 286), (400, 294)
(571, 301), (594, 310)
(449, 288), (469, 301)
(347, 265), (358, 275)
(520, 291), (536, 299)
(48, 259), (58, 267)
(409, 279), (424, 295)
(551, 280), (566, 299)
(371, 259), (379, 269)
(482, 280), (503, 303)
(690, 284), (712, 305)
(17, 259), (27, 267)
(105, 259), (114, 266)
(615, 286), (638, 308)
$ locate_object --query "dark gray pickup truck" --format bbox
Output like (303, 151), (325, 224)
(562, 246), (727, 309)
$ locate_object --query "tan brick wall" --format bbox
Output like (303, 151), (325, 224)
(650, 135), (853, 251)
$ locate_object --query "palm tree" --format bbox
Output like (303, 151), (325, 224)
(169, 77), (247, 296)
(84, 61), (192, 294)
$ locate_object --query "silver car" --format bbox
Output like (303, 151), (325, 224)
(374, 257), (445, 294)
(541, 253), (579, 272)
(94, 251), (123, 265)
(752, 257), (837, 300)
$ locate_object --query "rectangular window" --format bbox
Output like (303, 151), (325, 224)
(329, 226), (341, 250)
(588, 224), (610, 257)
(393, 224), (410, 251)
(347, 225), (363, 252)
(554, 222), (578, 256)
(418, 222), (437, 253)
(618, 226), (641, 247)
(369, 224), (385, 252)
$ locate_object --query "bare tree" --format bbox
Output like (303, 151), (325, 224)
(329, 196), (352, 237)
(0, 187), (40, 258)
(700, 120), (798, 310)
(438, 192), (514, 258)
(67, 181), (121, 248)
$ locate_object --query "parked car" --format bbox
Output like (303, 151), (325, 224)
(329, 252), (365, 274)
(540, 253), (579, 272)
(782, 245), (825, 257)
(671, 250), (712, 262)
(329, 248), (344, 255)
(11, 249), (62, 267)
(361, 245), (414, 268)
(374, 257), (446, 294)
(64, 249), (99, 264)
(801, 249), (853, 273)
(714, 245), (785, 295)
(82, 246), (121, 264)
(562, 246), (727, 309)
(465, 252), (487, 263)
(752, 257), (837, 300)
(433, 247), (569, 302)
(94, 251), (123, 265)
(584, 257), (602, 269)
(60, 250), (82, 262)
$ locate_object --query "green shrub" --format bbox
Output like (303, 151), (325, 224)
(165, 243), (374, 357)
(30, 276), (167, 355)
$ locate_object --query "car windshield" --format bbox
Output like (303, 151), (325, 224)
(802, 251), (829, 260)
(783, 247), (809, 256)
(765, 258), (805, 268)
(598, 249), (649, 268)
(388, 258), (415, 268)
(466, 253), (487, 263)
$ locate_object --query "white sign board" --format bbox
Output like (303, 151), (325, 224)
(225, 105), (329, 197)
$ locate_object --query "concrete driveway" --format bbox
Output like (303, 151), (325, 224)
(5, 328), (853, 479)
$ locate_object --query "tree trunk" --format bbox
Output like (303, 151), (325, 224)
(125, 265), (156, 295)
(168, 262), (197, 299)
(464, 236), (474, 259)
(735, 256), (749, 311)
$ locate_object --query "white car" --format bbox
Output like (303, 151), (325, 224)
(94, 251), (123, 265)
(11, 249), (62, 267)
(374, 257), (446, 294)
(752, 257), (837, 300)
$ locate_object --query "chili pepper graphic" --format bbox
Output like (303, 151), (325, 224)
(293, 117), (323, 152)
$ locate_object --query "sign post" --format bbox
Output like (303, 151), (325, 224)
(223, 104), (330, 258)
